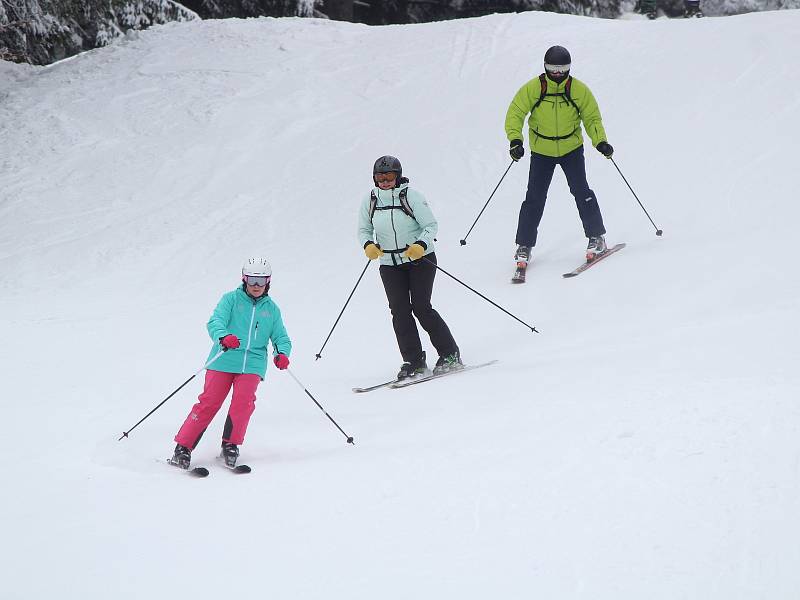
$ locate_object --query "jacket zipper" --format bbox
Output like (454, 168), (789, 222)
(554, 81), (560, 155)
(242, 303), (256, 372)
(389, 189), (401, 266)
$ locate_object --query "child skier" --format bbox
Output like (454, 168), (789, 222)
(358, 155), (462, 380)
(170, 257), (291, 469)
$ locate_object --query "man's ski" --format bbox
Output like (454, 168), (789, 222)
(511, 261), (528, 284)
(562, 243), (626, 278)
(389, 360), (498, 389)
(166, 458), (210, 477)
(353, 370), (431, 393)
(511, 246), (531, 284)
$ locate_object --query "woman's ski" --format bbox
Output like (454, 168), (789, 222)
(389, 360), (498, 388)
(352, 370), (431, 393)
(352, 378), (402, 393)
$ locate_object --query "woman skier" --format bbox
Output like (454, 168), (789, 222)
(358, 155), (462, 380)
(170, 257), (291, 469)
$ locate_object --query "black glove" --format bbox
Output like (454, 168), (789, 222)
(596, 141), (614, 158)
(509, 139), (524, 161)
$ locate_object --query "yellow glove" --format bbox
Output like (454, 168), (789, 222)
(403, 243), (425, 261)
(364, 242), (383, 260)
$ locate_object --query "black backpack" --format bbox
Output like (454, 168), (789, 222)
(530, 73), (581, 141)
(368, 187), (437, 251)
(368, 187), (414, 221)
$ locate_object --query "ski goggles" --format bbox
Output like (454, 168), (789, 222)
(243, 275), (270, 287)
(374, 172), (398, 184)
(544, 63), (571, 75)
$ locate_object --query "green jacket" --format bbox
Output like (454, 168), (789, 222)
(205, 287), (291, 379)
(505, 75), (607, 158)
(357, 181), (438, 267)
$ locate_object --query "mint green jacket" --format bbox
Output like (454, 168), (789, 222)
(505, 75), (608, 158)
(205, 287), (291, 379)
(357, 181), (438, 266)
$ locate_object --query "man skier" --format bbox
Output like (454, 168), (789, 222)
(505, 45), (613, 273)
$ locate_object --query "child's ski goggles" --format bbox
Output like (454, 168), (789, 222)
(243, 275), (270, 287)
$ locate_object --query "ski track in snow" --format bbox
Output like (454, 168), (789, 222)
(1, 11), (800, 600)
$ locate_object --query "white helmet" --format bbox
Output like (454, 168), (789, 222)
(242, 257), (272, 277)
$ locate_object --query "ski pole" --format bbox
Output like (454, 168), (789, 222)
(609, 156), (663, 236)
(422, 257), (539, 333)
(459, 159), (516, 246)
(285, 368), (355, 445)
(118, 349), (226, 441)
(315, 259), (371, 360)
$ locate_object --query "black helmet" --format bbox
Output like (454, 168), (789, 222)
(544, 45), (571, 67)
(543, 45), (571, 83)
(373, 155), (402, 179)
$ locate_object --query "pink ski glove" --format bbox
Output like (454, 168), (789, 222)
(220, 334), (240, 350)
(273, 354), (290, 370)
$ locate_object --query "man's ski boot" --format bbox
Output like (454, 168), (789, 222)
(434, 351), (463, 375)
(221, 442), (239, 468)
(586, 236), (608, 261)
(512, 245), (531, 283)
(398, 351), (427, 380)
(169, 444), (192, 469)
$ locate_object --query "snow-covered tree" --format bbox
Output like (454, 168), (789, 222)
(178, 0), (314, 19)
(3, 0), (798, 65)
(703, 0), (800, 14)
(1, 0), (197, 64)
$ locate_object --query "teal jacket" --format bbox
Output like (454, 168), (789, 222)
(357, 181), (438, 266)
(205, 287), (291, 379)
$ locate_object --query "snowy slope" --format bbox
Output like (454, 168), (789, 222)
(1, 11), (799, 599)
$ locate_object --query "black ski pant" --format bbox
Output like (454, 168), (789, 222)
(515, 145), (606, 247)
(379, 253), (458, 364)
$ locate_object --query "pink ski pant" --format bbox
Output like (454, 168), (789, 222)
(174, 370), (261, 449)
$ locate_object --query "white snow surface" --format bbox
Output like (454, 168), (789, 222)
(2, 11), (799, 599)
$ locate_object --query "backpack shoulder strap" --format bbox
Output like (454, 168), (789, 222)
(369, 190), (378, 220)
(531, 73), (548, 113)
(398, 187), (414, 219)
(369, 188), (415, 220)
(564, 76), (580, 115)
